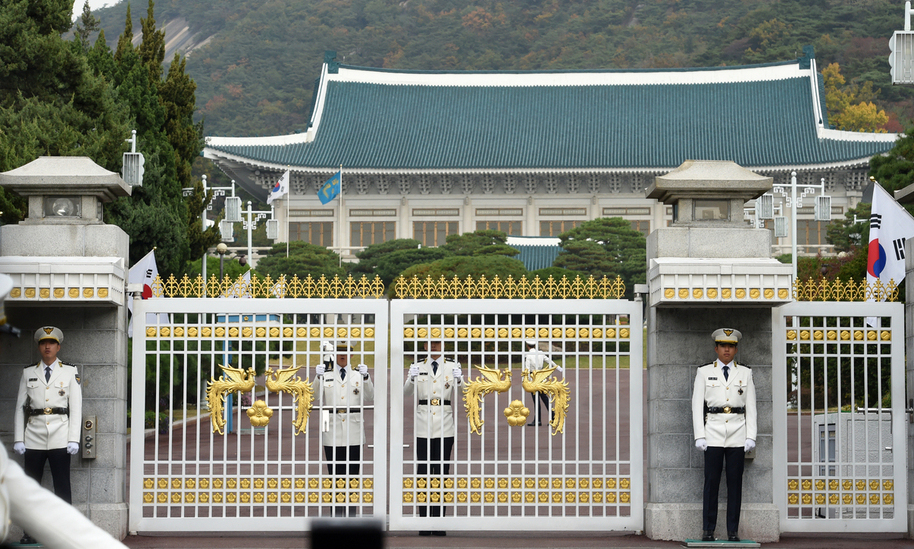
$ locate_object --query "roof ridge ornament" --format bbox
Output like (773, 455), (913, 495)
(798, 45), (815, 70)
(324, 50), (340, 74)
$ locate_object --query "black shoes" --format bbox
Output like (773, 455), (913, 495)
(419, 531), (431, 536)
(432, 531), (446, 536)
(20, 534), (38, 545)
(701, 531), (715, 542)
(728, 533), (740, 542)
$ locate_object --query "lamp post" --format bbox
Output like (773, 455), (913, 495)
(216, 242), (228, 279)
(242, 201), (278, 267)
(758, 171), (831, 281)
(182, 176), (237, 294)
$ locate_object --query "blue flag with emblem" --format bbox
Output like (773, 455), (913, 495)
(318, 170), (341, 204)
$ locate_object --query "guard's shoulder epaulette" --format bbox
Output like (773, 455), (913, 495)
(59, 361), (77, 368)
(736, 362), (750, 369)
(24, 363), (33, 369)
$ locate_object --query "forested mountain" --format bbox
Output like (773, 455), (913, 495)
(91, 0), (914, 137)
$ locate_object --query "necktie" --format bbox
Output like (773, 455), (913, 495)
(722, 364), (729, 381)
(432, 360), (439, 375)
(45, 367), (51, 382)
(340, 368), (346, 381)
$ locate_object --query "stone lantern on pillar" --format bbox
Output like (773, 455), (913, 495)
(642, 160), (791, 543)
(0, 156), (131, 539)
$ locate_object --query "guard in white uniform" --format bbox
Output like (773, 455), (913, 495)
(692, 328), (757, 543)
(13, 326), (82, 544)
(523, 340), (562, 426)
(404, 340), (463, 536)
(314, 342), (373, 517)
(0, 278), (124, 548)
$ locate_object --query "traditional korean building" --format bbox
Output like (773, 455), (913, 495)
(203, 49), (897, 260)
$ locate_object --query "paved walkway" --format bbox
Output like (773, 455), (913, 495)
(121, 531), (914, 549)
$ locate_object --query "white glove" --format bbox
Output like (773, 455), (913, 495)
(322, 341), (333, 363)
(13, 442), (25, 455)
(67, 442), (79, 455)
(315, 363), (326, 376)
(556, 365), (564, 373)
(408, 365), (420, 379)
(695, 438), (708, 451)
(358, 364), (368, 377)
(452, 363), (463, 381)
(744, 438), (756, 453)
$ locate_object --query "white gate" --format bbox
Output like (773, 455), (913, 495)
(389, 298), (643, 532)
(772, 301), (907, 532)
(128, 297), (389, 532)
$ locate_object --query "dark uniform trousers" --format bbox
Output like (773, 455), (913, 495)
(415, 437), (454, 518)
(703, 446), (745, 534)
(324, 445), (361, 516)
(323, 445), (361, 476)
(24, 448), (71, 504)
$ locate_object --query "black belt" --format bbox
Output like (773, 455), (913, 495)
(418, 399), (450, 406)
(29, 407), (69, 416)
(707, 406), (745, 414)
(332, 408), (361, 413)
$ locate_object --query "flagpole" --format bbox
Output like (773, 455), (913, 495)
(338, 165), (343, 267)
(286, 169), (290, 258)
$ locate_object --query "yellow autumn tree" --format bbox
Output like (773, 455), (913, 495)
(822, 63), (888, 132)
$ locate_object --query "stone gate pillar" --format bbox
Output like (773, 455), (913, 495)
(0, 157), (131, 539)
(642, 160), (792, 542)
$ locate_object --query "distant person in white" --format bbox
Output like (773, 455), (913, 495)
(523, 340), (563, 426)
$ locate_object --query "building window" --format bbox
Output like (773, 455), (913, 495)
(539, 208), (586, 216)
(290, 222), (333, 246)
(350, 209), (397, 217)
(603, 207), (651, 216)
(540, 220), (582, 236)
(414, 221), (458, 247)
(476, 208), (522, 217)
(477, 220), (521, 234)
(351, 221), (395, 247)
(630, 220), (650, 236)
(413, 208), (459, 217)
(798, 220), (827, 246)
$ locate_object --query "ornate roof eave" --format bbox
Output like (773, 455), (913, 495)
(206, 153), (892, 178)
(205, 148), (880, 179)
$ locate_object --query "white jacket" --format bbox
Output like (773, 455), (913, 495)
(314, 365), (374, 446)
(692, 360), (757, 448)
(403, 357), (463, 439)
(0, 444), (126, 548)
(15, 361), (82, 449)
(524, 349), (557, 371)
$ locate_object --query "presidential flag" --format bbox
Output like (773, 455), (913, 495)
(318, 170), (341, 204)
(127, 249), (170, 337)
(867, 181), (914, 293)
(267, 171), (290, 205)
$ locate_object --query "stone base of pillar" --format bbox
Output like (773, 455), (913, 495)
(907, 505), (914, 539)
(645, 502), (779, 543)
(81, 503), (129, 541)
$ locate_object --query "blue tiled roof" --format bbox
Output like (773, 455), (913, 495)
(205, 59), (895, 171)
(512, 244), (562, 271)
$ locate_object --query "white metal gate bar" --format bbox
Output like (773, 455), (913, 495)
(128, 298), (389, 532)
(389, 299), (643, 531)
(773, 301), (906, 532)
